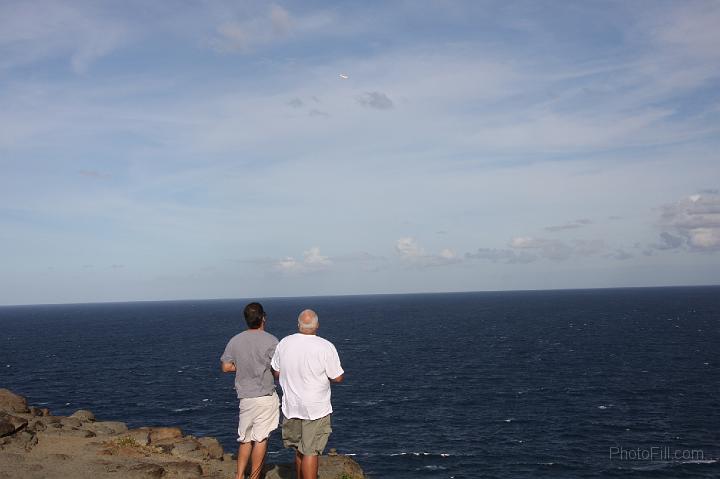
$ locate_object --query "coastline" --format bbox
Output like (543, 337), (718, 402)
(0, 389), (364, 479)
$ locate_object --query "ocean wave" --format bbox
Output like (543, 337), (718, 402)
(388, 452), (452, 457)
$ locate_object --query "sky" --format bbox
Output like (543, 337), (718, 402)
(1, 0), (719, 305)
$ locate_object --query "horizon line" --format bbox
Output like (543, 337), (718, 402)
(2, 282), (719, 308)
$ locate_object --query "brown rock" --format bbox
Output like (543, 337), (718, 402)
(85, 421), (128, 436)
(39, 408), (50, 416)
(60, 416), (82, 429)
(121, 429), (150, 446)
(169, 438), (200, 457)
(149, 438), (175, 454)
(27, 407), (43, 417)
(126, 463), (165, 479)
(27, 419), (47, 433)
(0, 419), (16, 437)
(197, 436), (224, 460)
(48, 453), (71, 461)
(15, 430), (38, 451)
(148, 427), (182, 443)
(0, 389), (29, 414)
(163, 461), (203, 479)
(318, 455), (365, 479)
(70, 409), (96, 422)
(37, 428), (95, 439)
(0, 413), (27, 437)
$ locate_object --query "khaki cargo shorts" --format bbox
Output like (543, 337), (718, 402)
(281, 414), (332, 456)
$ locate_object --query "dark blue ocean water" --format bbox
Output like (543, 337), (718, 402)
(1, 287), (719, 478)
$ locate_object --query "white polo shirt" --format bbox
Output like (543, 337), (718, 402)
(271, 333), (344, 420)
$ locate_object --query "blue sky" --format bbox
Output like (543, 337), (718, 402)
(1, 0), (719, 305)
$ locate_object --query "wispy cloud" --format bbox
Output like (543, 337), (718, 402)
(357, 91), (394, 110)
(395, 237), (458, 268)
(465, 248), (536, 264)
(544, 219), (592, 232)
(468, 236), (632, 264)
(0, 1), (131, 73)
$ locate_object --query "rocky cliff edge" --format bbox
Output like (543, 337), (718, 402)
(0, 388), (364, 479)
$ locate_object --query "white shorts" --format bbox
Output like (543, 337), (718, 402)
(237, 391), (280, 443)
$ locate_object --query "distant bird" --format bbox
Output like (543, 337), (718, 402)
(338, 73), (349, 80)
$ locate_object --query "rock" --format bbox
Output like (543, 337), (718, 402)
(150, 439), (175, 454)
(26, 419), (46, 433)
(71, 409), (96, 422)
(0, 419), (16, 437)
(85, 421), (128, 436)
(48, 453), (71, 461)
(178, 447), (209, 461)
(163, 461), (203, 479)
(318, 455), (365, 479)
(60, 417), (82, 429)
(27, 407), (43, 417)
(15, 430), (38, 451)
(39, 408), (50, 416)
(169, 438), (199, 457)
(121, 429), (150, 446)
(0, 390), (29, 414)
(0, 390), (366, 479)
(126, 463), (165, 479)
(197, 437), (224, 460)
(42, 416), (61, 425)
(0, 413), (27, 437)
(37, 428), (95, 439)
(148, 427), (182, 443)
(264, 463), (293, 479)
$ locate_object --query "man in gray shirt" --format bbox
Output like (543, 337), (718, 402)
(221, 302), (279, 479)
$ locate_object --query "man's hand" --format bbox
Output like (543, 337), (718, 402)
(271, 368), (280, 380)
(221, 361), (236, 373)
(329, 374), (344, 383)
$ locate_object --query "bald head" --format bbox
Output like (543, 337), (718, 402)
(298, 309), (319, 334)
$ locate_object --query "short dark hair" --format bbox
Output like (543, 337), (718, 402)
(243, 302), (265, 329)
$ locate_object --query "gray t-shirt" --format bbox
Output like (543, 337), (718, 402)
(221, 330), (278, 399)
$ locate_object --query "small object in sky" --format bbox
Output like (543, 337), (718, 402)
(339, 73), (349, 80)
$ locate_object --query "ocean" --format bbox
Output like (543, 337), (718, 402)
(1, 286), (718, 478)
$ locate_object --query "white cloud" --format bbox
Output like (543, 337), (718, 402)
(395, 238), (459, 268)
(688, 228), (720, 250)
(659, 192), (720, 251)
(274, 247), (331, 274)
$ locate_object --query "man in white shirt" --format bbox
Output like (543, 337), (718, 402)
(271, 309), (344, 479)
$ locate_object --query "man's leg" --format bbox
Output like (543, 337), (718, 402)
(301, 454), (319, 479)
(248, 439), (268, 479)
(236, 442), (252, 479)
(294, 450), (303, 479)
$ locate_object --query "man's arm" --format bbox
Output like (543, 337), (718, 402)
(221, 361), (236, 373)
(329, 373), (344, 383)
(271, 367), (280, 380)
